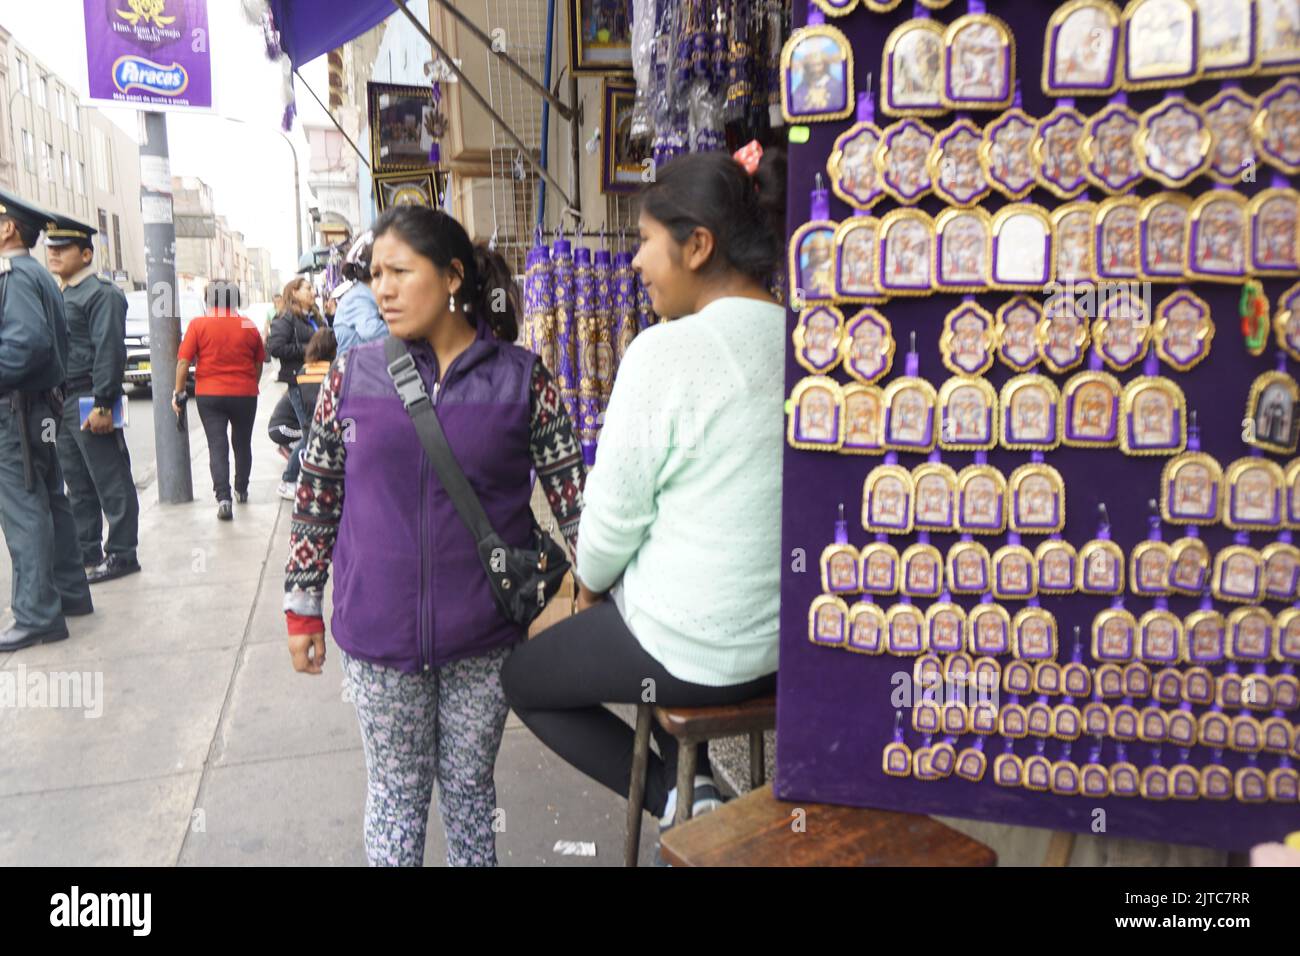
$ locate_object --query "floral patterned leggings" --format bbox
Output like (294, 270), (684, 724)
(341, 646), (511, 867)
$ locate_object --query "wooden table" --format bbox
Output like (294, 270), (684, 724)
(659, 783), (998, 867)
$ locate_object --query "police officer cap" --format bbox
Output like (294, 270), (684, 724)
(44, 213), (97, 251)
(0, 187), (55, 242)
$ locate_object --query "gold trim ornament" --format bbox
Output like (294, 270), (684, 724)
(1152, 290), (1213, 371)
(957, 464), (1007, 535)
(883, 374), (938, 453)
(995, 296), (1044, 371)
(1244, 371), (1300, 455)
(792, 305), (844, 375)
(847, 600), (887, 655)
(927, 118), (991, 207)
(860, 541), (901, 596)
(1080, 537), (1126, 595)
(789, 220), (839, 306)
(1042, 0), (1124, 97)
(886, 603), (927, 655)
(862, 463), (915, 535)
(1032, 105), (1089, 199)
(1229, 606), (1275, 662)
(811, 0), (860, 18)
(1038, 292), (1091, 374)
(787, 376), (844, 452)
(941, 12), (1016, 111)
(1203, 87), (1258, 185)
(1013, 606), (1059, 660)
(925, 600), (967, 655)
(1131, 540), (1174, 597)
(1160, 451), (1223, 525)
(933, 208), (993, 292)
(981, 106), (1039, 201)
(1187, 189), (1249, 283)
(912, 461), (958, 532)
(990, 204), (1055, 291)
(1120, 375), (1187, 456)
(1212, 544), (1265, 603)
(1051, 202), (1098, 287)
(781, 24), (855, 124)
(940, 300), (996, 375)
(1061, 370), (1122, 448)
(1138, 191), (1191, 282)
(939, 375), (998, 451)
(1247, 187), (1300, 277)
(1081, 101), (1142, 194)
(1225, 455), (1286, 530)
(947, 539), (992, 594)
(1197, 0), (1260, 78)
(834, 217), (886, 304)
(839, 307), (894, 384)
(1134, 97), (1212, 188)
(1262, 539), (1300, 601)
(1276, 605), (1300, 662)
(1258, 0), (1300, 74)
(1169, 535), (1211, 594)
(1008, 462), (1067, 535)
(1253, 78), (1300, 175)
(828, 122), (887, 211)
(1121, 0), (1201, 89)
(1092, 285), (1150, 371)
(1275, 283), (1300, 361)
(881, 17), (946, 118)
(820, 539), (861, 595)
(1036, 538), (1079, 594)
(875, 119), (937, 205)
(902, 542), (945, 599)
(1000, 374), (1062, 451)
(1138, 608), (1182, 662)
(969, 602), (1012, 656)
(841, 383), (887, 455)
(809, 594), (850, 648)
(992, 542), (1037, 600)
(877, 208), (935, 297)
(1093, 607), (1139, 662)
(1094, 195), (1142, 282)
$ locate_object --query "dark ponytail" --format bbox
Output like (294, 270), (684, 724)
(371, 205), (519, 342)
(638, 144), (787, 285)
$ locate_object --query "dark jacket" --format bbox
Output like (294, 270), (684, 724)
(61, 268), (128, 404)
(266, 309), (320, 384)
(0, 251), (69, 392)
(267, 391), (301, 447)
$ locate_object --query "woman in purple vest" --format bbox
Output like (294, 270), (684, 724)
(283, 206), (585, 866)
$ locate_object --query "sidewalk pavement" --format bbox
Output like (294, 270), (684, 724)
(0, 373), (660, 866)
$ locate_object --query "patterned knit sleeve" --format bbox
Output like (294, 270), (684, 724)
(283, 351), (349, 619)
(528, 359), (585, 553)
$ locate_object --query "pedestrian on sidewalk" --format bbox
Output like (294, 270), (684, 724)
(284, 205), (586, 867)
(173, 280), (266, 520)
(502, 146), (787, 842)
(331, 231), (386, 355)
(266, 327), (335, 460)
(44, 215), (141, 585)
(0, 189), (93, 651)
(267, 276), (322, 499)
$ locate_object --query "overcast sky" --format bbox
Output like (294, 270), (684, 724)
(1, 0), (343, 279)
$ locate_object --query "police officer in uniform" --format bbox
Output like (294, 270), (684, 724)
(0, 189), (93, 650)
(45, 215), (140, 583)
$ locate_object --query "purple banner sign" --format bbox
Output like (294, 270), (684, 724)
(83, 0), (212, 111)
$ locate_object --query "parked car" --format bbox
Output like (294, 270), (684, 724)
(124, 291), (206, 390)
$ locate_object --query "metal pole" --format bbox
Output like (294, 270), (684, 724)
(568, 76), (581, 218)
(536, 0), (556, 229)
(286, 132), (303, 260)
(139, 110), (193, 504)
(387, 0), (576, 210)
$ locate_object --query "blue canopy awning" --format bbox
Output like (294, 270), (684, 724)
(270, 0), (395, 67)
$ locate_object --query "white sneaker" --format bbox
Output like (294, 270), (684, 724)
(277, 481), (297, 501)
(658, 775), (726, 828)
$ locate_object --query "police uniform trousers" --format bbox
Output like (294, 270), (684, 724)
(56, 391), (139, 566)
(0, 395), (91, 629)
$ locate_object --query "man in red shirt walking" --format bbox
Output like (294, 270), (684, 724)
(172, 280), (266, 520)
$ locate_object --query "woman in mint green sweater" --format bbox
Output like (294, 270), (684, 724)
(503, 146), (786, 834)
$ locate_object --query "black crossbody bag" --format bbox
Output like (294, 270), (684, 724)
(384, 336), (570, 626)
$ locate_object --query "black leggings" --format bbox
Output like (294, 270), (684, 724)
(501, 600), (776, 819)
(196, 395), (257, 502)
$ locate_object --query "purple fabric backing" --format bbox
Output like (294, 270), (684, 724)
(777, 1), (1300, 852)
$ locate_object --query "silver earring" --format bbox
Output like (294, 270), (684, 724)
(449, 293), (456, 312)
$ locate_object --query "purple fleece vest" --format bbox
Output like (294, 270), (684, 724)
(333, 324), (536, 672)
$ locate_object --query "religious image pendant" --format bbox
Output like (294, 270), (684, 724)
(1092, 607), (1138, 662)
(1081, 101), (1142, 193)
(781, 24), (856, 124)
(1122, 0), (1202, 89)
(938, 375), (998, 452)
(927, 118), (992, 208)
(941, 12), (1016, 111)
(838, 307), (894, 384)
(1062, 371), (1122, 449)
(1042, 1), (1124, 97)
(846, 600), (888, 654)
(1252, 77), (1300, 175)
(1038, 292), (1090, 375)
(1135, 98), (1213, 188)
(792, 304), (845, 375)
(1203, 87), (1259, 185)
(828, 122), (887, 211)
(1243, 373), (1300, 456)
(1008, 462), (1066, 535)
(1138, 191), (1191, 282)
(1152, 290), (1213, 371)
(940, 300), (997, 375)
(787, 376), (844, 452)
(1036, 538), (1079, 594)
(841, 383), (887, 456)
(933, 208), (993, 292)
(1120, 376), (1187, 457)
(912, 462), (958, 533)
(995, 296), (1045, 372)
(1225, 456), (1286, 531)
(834, 219), (887, 305)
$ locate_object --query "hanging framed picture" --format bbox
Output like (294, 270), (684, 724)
(881, 16), (946, 117)
(782, 24), (855, 123)
(600, 80), (648, 194)
(568, 0), (634, 75)
(374, 170), (443, 211)
(368, 82), (438, 174)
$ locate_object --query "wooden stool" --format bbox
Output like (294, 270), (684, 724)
(659, 783), (998, 867)
(624, 695), (777, 867)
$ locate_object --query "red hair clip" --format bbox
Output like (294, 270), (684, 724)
(733, 140), (763, 176)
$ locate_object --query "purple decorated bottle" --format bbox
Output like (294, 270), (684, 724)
(551, 238), (579, 429)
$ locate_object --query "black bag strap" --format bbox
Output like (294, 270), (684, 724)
(383, 335), (498, 547)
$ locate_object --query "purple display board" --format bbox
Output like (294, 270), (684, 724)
(83, 0), (212, 112)
(776, 0), (1300, 852)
